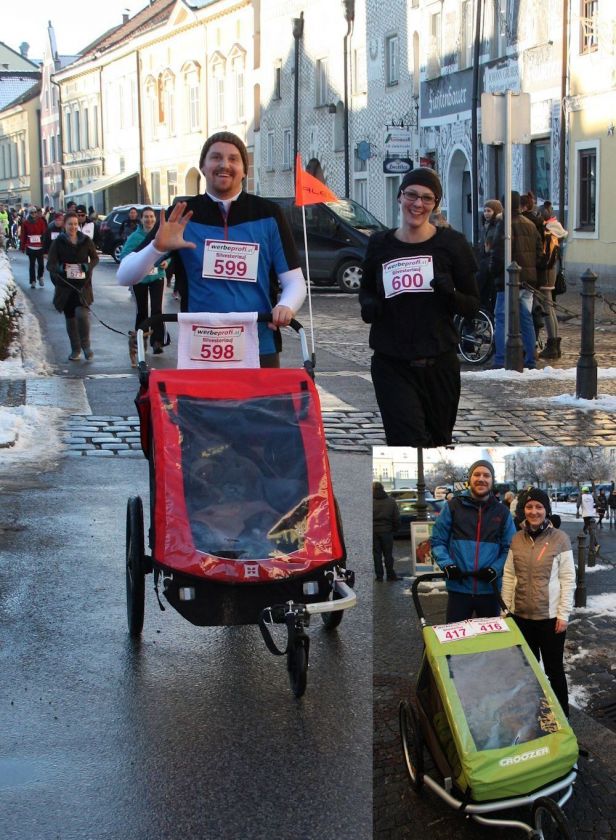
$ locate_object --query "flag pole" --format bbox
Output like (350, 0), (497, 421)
(301, 204), (316, 358)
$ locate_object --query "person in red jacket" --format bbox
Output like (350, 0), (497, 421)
(20, 206), (48, 288)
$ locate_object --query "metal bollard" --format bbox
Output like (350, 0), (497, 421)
(575, 269), (598, 399)
(505, 261), (524, 372)
(575, 530), (587, 608)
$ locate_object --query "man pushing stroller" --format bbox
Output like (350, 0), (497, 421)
(431, 460), (516, 622)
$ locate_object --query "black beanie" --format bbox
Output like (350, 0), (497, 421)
(398, 168), (443, 205)
(199, 132), (249, 176)
(524, 488), (552, 516)
(468, 459), (495, 483)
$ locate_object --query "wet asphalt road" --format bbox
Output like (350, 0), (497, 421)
(0, 255), (373, 839)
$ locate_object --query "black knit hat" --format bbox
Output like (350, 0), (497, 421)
(524, 487), (552, 516)
(199, 132), (249, 176)
(398, 168), (443, 206)
(468, 459), (495, 483)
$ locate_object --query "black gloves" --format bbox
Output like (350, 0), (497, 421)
(476, 566), (498, 583)
(430, 274), (456, 298)
(360, 299), (382, 324)
(443, 564), (462, 581)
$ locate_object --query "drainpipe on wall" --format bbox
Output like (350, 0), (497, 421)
(471, 0), (483, 246)
(50, 78), (65, 198)
(342, 0), (355, 199)
(558, 0), (569, 228)
(136, 51), (144, 203)
(36, 108), (44, 205)
(292, 13), (304, 183)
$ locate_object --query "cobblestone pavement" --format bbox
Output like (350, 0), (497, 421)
(374, 519), (616, 839)
(4, 282), (616, 452)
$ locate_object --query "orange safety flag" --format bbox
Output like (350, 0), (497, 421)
(295, 154), (338, 206)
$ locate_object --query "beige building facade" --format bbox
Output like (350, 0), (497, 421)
(0, 83), (42, 207)
(564, 3), (616, 284)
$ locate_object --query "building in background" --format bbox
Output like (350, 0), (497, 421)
(564, 2), (616, 285)
(40, 23), (78, 210)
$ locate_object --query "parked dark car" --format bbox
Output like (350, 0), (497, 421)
(393, 498), (445, 539)
(98, 204), (164, 262)
(263, 197), (386, 292)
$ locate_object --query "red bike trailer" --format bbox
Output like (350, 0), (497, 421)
(125, 313), (356, 697)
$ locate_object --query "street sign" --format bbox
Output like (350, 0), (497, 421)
(481, 91), (531, 145)
(383, 126), (412, 156)
(383, 157), (413, 174)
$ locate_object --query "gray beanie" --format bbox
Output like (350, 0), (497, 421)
(468, 459), (495, 483)
(199, 132), (249, 176)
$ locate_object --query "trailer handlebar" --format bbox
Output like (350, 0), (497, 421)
(411, 571), (509, 626)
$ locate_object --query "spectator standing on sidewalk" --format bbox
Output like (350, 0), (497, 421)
(537, 212), (568, 361)
(501, 488), (576, 716)
(20, 206), (48, 288)
(431, 460), (516, 622)
(608, 487), (616, 528)
(581, 486), (599, 555)
(489, 191), (542, 370)
(596, 489), (608, 529)
(372, 483), (400, 582)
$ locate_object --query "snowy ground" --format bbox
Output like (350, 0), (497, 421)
(0, 253), (63, 466)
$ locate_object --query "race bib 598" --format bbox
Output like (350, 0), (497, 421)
(382, 256), (434, 298)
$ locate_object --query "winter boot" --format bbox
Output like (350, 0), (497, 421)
(66, 316), (81, 361)
(76, 306), (93, 361)
(538, 337), (559, 360)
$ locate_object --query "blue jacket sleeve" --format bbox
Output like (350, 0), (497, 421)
(430, 503), (454, 570)
(494, 511), (516, 575)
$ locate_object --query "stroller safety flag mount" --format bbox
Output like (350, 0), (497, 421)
(400, 572), (578, 838)
(125, 312), (356, 698)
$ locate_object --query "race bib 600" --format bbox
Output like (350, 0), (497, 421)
(382, 256), (434, 298)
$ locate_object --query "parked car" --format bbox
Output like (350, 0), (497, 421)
(262, 197), (386, 292)
(555, 485), (579, 501)
(99, 204), (164, 262)
(393, 498), (445, 539)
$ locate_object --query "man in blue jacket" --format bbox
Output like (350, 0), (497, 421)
(431, 459), (516, 622)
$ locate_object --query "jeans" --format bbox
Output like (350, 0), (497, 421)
(494, 290), (536, 368)
(373, 532), (396, 579)
(445, 592), (501, 623)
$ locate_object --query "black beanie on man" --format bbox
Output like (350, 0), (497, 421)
(397, 168), (443, 206)
(199, 131), (249, 176)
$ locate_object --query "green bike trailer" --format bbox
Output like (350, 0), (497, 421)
(400, 572), (579, 838)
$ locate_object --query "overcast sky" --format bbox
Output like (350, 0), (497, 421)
(3, 2), (137, 62)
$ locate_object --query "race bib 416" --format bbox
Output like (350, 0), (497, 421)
(382, 256), (434, 298)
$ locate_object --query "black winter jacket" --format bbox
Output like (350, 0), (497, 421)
(359, 227), (479, 360)
(47, 232), (99, 312)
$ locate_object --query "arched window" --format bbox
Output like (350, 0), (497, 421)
(182, 62), (201, 133)
(161, 70), (176, 136)
(209, 52), (226, 128)
(229, 46), (246, 124)
(145, 76), (157, 139)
